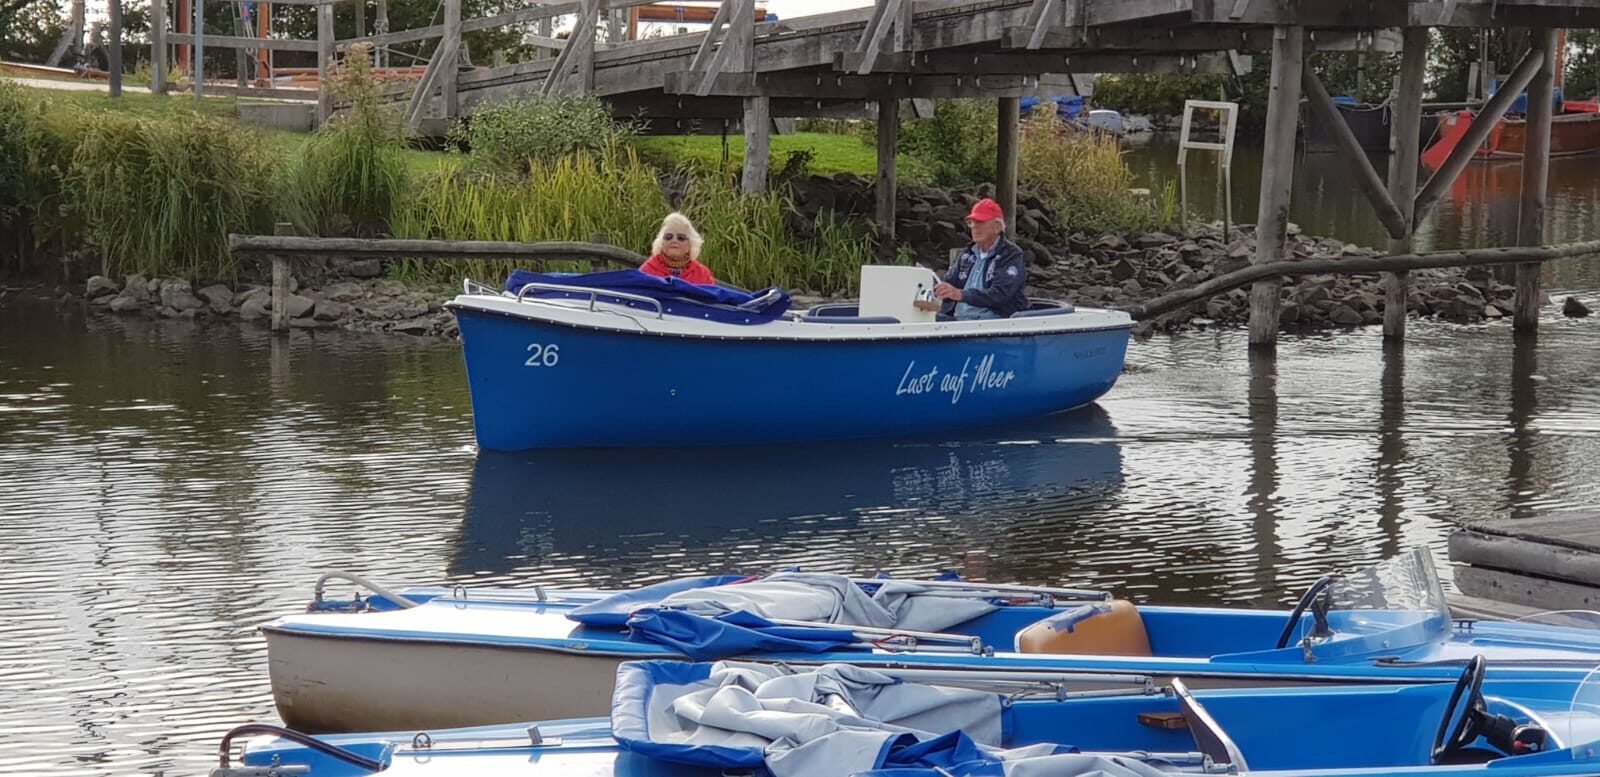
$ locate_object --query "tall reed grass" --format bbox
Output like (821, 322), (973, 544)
(390, 148), (666, 282)
(281, 44), (408, 238)
(1019, 113), (1163, 234)
(392, 148), (874, 294)
(69, 112), (275, 279)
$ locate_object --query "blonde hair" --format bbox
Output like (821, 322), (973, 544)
(651, 211), (704, 262)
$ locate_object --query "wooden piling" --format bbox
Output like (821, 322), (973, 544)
(742, 97), (771, 194)
(193, 0), (205, 99)
(1247, 26), (1303, 348)
(1383, 27), (1428, 340)
(441, 0), (461, 119)
(876, 98), (900, 258)
(108, 0), (124, 97)
(271, 222), (294, 333)
(1515, 30), (1557, 332)
(316, 2), (334, 126)
(997, 96), (1020, 237)
(150, 0), (167, 96)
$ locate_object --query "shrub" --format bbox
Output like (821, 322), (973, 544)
(1018, 113), (1161, 234)
(897, 99), (997, 187)
(68, 111), (275, 279)
(446, 94), (639, 174)
(281, 44), (408, 237)
(679, 177), (874, 294)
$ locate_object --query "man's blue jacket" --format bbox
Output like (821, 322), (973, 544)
(941, 236), (1029, 319)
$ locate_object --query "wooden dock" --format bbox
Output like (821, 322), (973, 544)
(1450, 513), (1600, 613)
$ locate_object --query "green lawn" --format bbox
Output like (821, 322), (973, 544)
(630, 132), (932, 184)
(19, 85), (901, 181)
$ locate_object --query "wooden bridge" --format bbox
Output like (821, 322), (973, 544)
(164, 0), (1600, 343)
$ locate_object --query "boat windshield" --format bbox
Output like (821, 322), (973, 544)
(1283, 547), (1452, 659)
(1563, 666), (1600, 757)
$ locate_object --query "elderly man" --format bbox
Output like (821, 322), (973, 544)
(933, 198), (1028, 320)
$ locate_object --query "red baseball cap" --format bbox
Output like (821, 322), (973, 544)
(966, 198), (1005, 223)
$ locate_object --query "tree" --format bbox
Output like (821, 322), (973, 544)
(0, 0), (68, 64)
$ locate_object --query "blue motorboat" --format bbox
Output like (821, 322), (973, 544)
(445, 267), (1131, 450)
(262, 550), (1600, 734)
(218, 656), (1600, 776)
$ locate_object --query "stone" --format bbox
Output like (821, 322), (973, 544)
(108, 295), (144, 314)
(1484, 304), (1505, 319)
(1109, 258), (1137, 282)
(85, 276), (118, 299)
(392, 316), (439, 334)
(322, 281), (365, 302)
(238, 296), (270, 321)
(1327, 304), (1364, 326)
(1120, 278), (1143, 295)
(372, 279), (407, 297)
(1134, 231), (1178, 249)
(123, 274), (149, 298)
(1564, 296), (1592, 317)
(314, 299), (350, 322)
(289, 316), (327, 329)
(285, 294), (315, 319)
(1279, 303), (1301, 324)
(159, 279), (205, 311)
(340, 259), (384, 279)
(197, 284), (233, 308)
(1093, 234), (1129, 251)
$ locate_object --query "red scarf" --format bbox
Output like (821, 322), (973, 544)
(641, 254), (716, 285)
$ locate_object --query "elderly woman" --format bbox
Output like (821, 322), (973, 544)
(639, 212), (717, 285)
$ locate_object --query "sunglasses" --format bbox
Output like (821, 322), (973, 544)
(662, 232), (691, 242)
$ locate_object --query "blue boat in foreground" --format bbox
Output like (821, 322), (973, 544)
(218, 656), (1600, 777)
(445, 267), (1132, 450)
(262, 550), (1600, 734)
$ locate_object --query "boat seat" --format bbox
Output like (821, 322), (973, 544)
(1014, 599), (1153, 657)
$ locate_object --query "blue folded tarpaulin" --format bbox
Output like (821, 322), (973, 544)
(566, 575), (749, 628)
(624, 608), (857, 660)
(504, 269), (791, 325)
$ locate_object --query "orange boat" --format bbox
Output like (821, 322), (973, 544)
(1422, 106), (1600, 168)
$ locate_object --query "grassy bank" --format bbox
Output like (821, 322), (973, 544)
(0, 84), (1167, 295)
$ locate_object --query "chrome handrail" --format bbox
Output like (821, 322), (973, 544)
(515, 282), (665, 319)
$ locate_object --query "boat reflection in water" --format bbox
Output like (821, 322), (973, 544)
(450, 405), (1124, 581)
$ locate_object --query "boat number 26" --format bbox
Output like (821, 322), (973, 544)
(524, 343), (561, 368)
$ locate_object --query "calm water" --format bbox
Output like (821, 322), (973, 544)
(2, 213), (1600, 774)
(1124, 136), (1600, 250)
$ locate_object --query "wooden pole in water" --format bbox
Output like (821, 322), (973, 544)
(1247, 26), (1303, 348)
(271, 222), (294, 333)
(1384, 27), (1428, 340)
(150, 0), (167, 95)
(108, 0), (123, 97)
(876, 98), (900, 258)
(317, 2), (334, 126)
(997, 96), (1020, 238)
(1515, 30), (1557, 332)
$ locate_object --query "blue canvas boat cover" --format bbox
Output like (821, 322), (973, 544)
(611, 661), (1168, 777)
(566, 575), (749, 628)
(504, 269), (791, 325)
(569, 572), (1001, 660)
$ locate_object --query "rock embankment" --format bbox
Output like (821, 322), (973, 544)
(787, 174), (1592, 335)
(74, 176), (1595, 338)
(81, 273), (461, 337)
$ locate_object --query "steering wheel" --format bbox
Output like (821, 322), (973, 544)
(1432, 655), (1489, 763)
(1274, 575), (1334, 649)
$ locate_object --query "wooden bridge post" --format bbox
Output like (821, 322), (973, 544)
(108, 0), (123, 97)
(877, 98), (901, 258)
(1515, 30), (1558, 332)
(150, 0), (168, 95)
(873, 0), (911, 258)
(997, 97), (1020, 238)
(729, 0), (768, 194)
(1383, 27), (1429, 340)
(316, 1), (334, 125)
(271, 222), (295, 333)
(1247, 26), (1304, 348)
(193, 0), (205, 99)
(441, 0), (462, 119)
